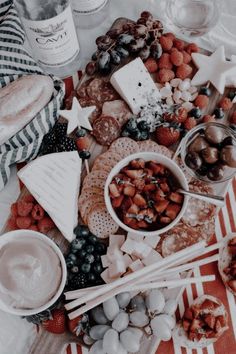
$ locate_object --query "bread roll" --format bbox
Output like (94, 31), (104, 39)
(0, 75), (54, 145)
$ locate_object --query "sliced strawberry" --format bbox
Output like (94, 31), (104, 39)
(165, 203), (181, 220)
(148, 162), (165, 175)
(191, 305), (201, 318)
(200, 299), (219, 311)
(133, 194), (147, 207)
(133, 178), (145, 191)
(109, 183), (120, 198)
(159, 216), (172, 224)
(154, 200), (169, 213)
(137, 220), (149, 228)
(169, 192), (183, 204)
(143, 184), (156, 192)
(123, 185), (136, 197)
(121, 197), (133, 211)
(205, 329), (216, 338)
(153, 189), (165, 201)
(228, 279), (236, 293)
(112, 195), (124, 208)
(160, 182), (170, 193)
(125, 169), (144, 179)
(204, 314), (216, 329)
(130, 159), (145, 169)
(214, 319), (222, 333)
(123, 215), (139, 229)
(216, 315), (226, 327)
(127, 204), (140, 215)
(190, 319), (204, 333)
(144, 168), (154, 178)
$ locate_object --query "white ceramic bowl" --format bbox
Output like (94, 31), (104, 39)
(104, 152), (189, 237)
(0, 230), (67, 316)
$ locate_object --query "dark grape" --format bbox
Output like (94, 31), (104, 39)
(137, 17), (147, 25)
(74, 224), (90, 237)
(106, 28), (122, 39)
(137, 120), (149, 130)
(150, 41), (163, 59)
(139, 130), (150, 140)
(85, 61), (97, 76)
(139, 45), (151, 61)
(110, 50), (121, 65)
(96, 35), (112, 50)
(91, 52), (98, 61)
(228, 91), (236, 100)
(115, 46), (129, 58)
(189, 108), (202, 119)
(214, 107), (224, 119)
(71, 238), (86, 250)
(121, 129), (130, 137)
(98, 51), (111, 75)
(152, 20), (164, 31)
(129, 38), (146, 52)
(132, 24), (148, 38)
(141, 11), (153, 20)
(133, 130), (143, 140)
(117, 34), (134, 45)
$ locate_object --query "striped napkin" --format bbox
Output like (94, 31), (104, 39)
(0, 0), (65, 191)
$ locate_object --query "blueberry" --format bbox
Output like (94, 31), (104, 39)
(214, 107), (224, 119)
(121, 129), (130, 137)
(84, 254), (95, 264)
(76, 129), (87, 138)
(93, 262), (103, 274)
(81, 263), (91, 273)
(189, 108), (202, 119)
(85, 245), (95, 254)
(71, 266), (79, 274)
(199, 87), (212, 97)
(87, 273), (96, 283)
(78, 249), (87, 258)
(67, 253), (77, 262)
(95, 243), (106, 255)
(94, 254), (101, 262)
(88, 235), (98, 244)
(228, 91), (236, 100)
(79, 151), (91, 159)
(133, 130), (143, 140)
(139, 130), (150, 141)
(66, 259), (74, 268)
(137, 120), (149, 131)
(125, 118), (137, 133)
(71, 238), (86, 250)
(74, 225), (90, 238)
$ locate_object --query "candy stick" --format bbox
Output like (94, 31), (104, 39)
(65, 241), (205, 309)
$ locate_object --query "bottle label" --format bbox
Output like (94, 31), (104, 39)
(21, 5), (80, 67)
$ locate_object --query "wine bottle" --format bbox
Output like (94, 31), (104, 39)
(14, 0), (80, 78)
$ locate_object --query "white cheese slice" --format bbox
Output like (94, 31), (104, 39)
(18, 151), (82, 242)
(110, 57), (160, 114)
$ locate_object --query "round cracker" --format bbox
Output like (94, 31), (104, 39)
(138, 140), (172, 159)
(218, 233), (236, 296)
(92, 163), (112, 174)
(79, 187), (104, 209)
(83, 170), (109, 182)
(80, 196), (105, 224)
(110, 137), (139, 158)
(173, 295), (228, 349)
(88, 205), (119, 238)
(93, 151), (122, 171)
(83, 176), (106, 190)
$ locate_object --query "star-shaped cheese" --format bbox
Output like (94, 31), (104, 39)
(191, 46), (236, 94)
(59, 97), (96, 134)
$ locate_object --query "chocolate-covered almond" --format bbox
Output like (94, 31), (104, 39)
(201, 147), (219, 164)
(205, 126), (225, 144)
(188, 136), (209, 153)
(221, 145), (236, 168)
(207, 164), (224, 181)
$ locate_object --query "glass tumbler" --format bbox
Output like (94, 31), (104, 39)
(166, 0), (221, 37)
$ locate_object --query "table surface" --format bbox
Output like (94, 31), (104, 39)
(0, 1), (236, 354)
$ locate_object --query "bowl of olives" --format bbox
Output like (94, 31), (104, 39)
(181, 123), (236, 183)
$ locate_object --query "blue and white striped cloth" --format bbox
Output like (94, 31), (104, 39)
(0, 0), (65, 191)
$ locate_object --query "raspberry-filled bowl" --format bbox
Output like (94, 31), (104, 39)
(104, 152), (189, 236)
(181, 123), (236, 184)
(0, 230), (67, 316)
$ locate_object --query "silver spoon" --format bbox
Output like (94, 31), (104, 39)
(177, 188), (225, 208)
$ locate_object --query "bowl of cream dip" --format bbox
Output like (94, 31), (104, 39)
(0, 230), (67, 316)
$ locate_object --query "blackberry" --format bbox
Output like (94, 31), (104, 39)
(57, 137), (77, 152)
(69, 273), (88, 290)
(55, 123), (68, 138)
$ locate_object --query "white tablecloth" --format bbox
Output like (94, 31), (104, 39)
(0, 1), (235, 353)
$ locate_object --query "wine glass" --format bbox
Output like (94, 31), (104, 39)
(165, 0), (221, 37)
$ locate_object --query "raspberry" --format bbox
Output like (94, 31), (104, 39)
(194, 95), (209, 109)
(144, 57), (158, 73)
(22, 195), (35, 203)
(230, 112), (236, 124)
(38, 217), (55, 234)
(11, 203), (18, 217)
(159, 35), (173, 51)
(7, 217), (18, 230)
(28, 225), (39, 232)
(176, 64), (192, 80)
(158, 53), (173, 69)
(202, 115), (216, 123)
(76, 136), (90, 151)
(158, 69), (175, 83)
(219, 97), (233, 111)
(31, 204), (45, 220)
(164, 32), (175, 41)
(170, 50), (183, 66)
(173, 38), (185, 50)
(186, 43), (199, 54)
(184, 117), (197, 130)
(182, 51), (192, 64)
(17, 201), (34, 217)
(16, 216), (32, 229)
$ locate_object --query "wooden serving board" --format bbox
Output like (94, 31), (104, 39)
(2, 17), (236, 354)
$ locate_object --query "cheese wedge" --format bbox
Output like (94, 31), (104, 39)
(18, 152), (81, 242)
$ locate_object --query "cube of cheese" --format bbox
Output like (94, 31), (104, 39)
(101, 269), (113, 284)
(109, 259), (126, 278)
(143, 235), (160, 249)
(142, 249), (163, 266)
(129, 260), (144, 272)
(101, 255), (110, 268)
(132, 242), (152, 260)
(109, 234), (125, 248)
(127, 232), (144, 242)
(110, 58), (160, 114)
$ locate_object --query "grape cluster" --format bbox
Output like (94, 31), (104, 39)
(122, 118), (151, 141)
(66, 225), (107, 290)
(85, 11), (163, 76)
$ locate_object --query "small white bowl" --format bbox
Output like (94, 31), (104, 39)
(0, 230), (67, 316)
(104, 152), (189, 237)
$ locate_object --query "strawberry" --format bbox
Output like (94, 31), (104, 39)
(159, 35), (173, 51)
(17, 201), (34, 217)
(112, 195), (124, 208)
(42, 309), (66, 334)
(170, 50), (183, 66)
(174, 107), (188, 123)
(176, 63), (192, 80)
(144, 58), (158, 73)
(123, 185), (136, 197)
(184, 117), (197, 130)
(204, 314), (216, 329)
(159, 216), (171, 224)
(38, 217), (55, 233)
(31, 204), (45, 220)
(109, 183), (120, 198)
(68, 315), (83, 336)
(173, 38), (185, 50)
(154, 200), (169, 213)
(11, 203), (18, 217)
(165, 203), (181, 220)
(186, 43), (199, 54)
(194, 95), (209, 109)
(169, 192), (183, 204)
(155, 126), (180, 147)
(133, 193), (147, 207)
(16, 216), (32, 229)
(127, 204), (140, 214)
(219, 97), (233, 111)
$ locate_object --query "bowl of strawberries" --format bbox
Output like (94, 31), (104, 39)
(105, 152), (189, 236)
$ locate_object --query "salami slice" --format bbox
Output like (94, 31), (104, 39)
(77, 78), (94, 98)
(102, 100), (131, 127)
(92, 115), (120, 146)
(87, 78), (119, 103)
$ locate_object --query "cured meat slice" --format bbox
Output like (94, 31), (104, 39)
(102, 100), (131, 127)
(92, 115), (120, 146)
(77, 78), (94, 98)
